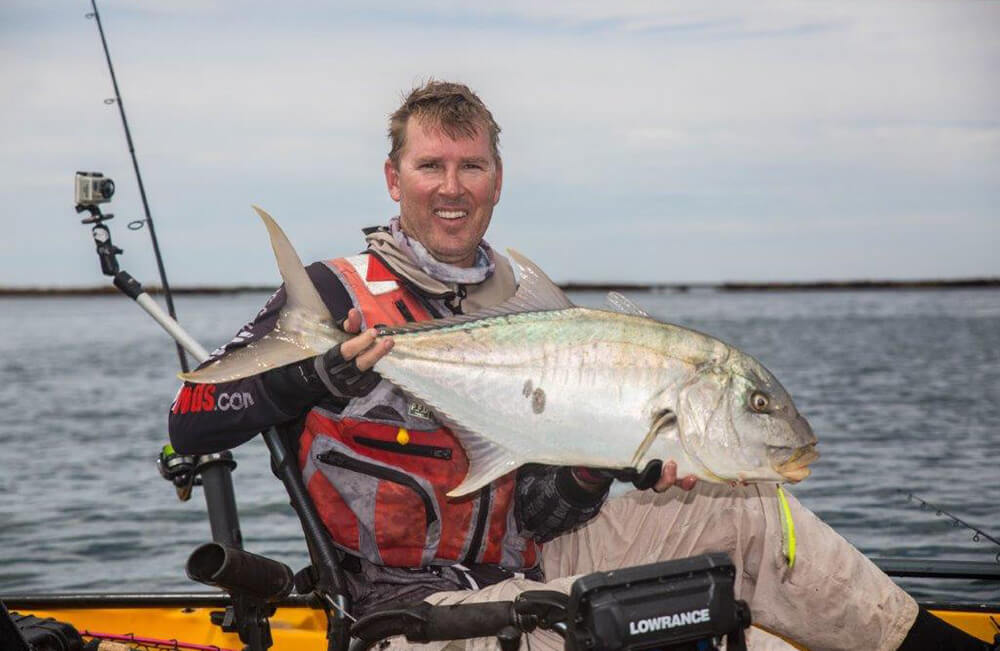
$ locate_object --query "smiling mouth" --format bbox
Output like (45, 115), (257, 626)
(434, 209), (468, 220)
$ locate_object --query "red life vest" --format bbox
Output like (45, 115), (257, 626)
(297, 253), (539, 570)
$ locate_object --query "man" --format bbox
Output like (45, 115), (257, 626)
(169, 81), (991, 650)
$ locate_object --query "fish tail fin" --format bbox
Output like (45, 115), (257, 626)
(253, 205), (333, 320)
(180, 206), (343, 384)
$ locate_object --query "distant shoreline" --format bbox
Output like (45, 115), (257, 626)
(2, 278), (998, 297)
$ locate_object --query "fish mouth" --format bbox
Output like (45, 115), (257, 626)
(771, 445), (820, 483)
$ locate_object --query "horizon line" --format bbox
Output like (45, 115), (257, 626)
(2, 277), (998, 297)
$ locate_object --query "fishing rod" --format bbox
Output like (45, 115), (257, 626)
(77, 0), (239, 546)
(899, 490), (1000, 564)
(85, 0), (187, 373)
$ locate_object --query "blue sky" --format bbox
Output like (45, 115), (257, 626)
(2, 1), (998, 287)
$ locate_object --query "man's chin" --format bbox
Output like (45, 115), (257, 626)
(424, 240), (479, 267)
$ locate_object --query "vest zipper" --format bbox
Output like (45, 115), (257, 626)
(393, 299), (417, 323)
(353, 435), (452, 460)
(463, 486), (491, 565)
(316, 449), (438, 529)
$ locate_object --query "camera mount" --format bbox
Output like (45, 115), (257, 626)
(76, 202), (122, 276)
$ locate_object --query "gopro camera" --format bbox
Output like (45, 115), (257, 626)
(75, 171), (115, 206)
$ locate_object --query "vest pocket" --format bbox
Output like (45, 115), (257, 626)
(316, 449), (438, 531)
(353, 435), (453, 460)
(315, 447), (443, 566)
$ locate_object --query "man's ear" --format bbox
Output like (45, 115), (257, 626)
(384, 158), (401, 202)
(493, 158), (503, 205)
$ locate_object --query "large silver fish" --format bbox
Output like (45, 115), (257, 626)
(182, 207), (819, 496)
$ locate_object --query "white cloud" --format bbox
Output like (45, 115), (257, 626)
(0, 1), (997, 286)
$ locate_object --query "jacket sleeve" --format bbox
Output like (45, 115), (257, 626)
(168, 262), (353, 455)
(514, 464), (611, 543)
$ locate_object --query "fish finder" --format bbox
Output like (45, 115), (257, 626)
(349, 552), (751, 651)
(565, 552), (750, 651)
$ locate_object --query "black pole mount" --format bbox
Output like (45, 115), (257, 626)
(76, 203), (122, 277)
(74, 201), (246, 554)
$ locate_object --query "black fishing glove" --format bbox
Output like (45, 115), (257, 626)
(261, 343), (381, 411)
(572, 460), (664, 491)
(312, 343), (382, 398)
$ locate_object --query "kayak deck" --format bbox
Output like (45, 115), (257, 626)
(9, 602), (327, 649)
(7, 595), (999, 648)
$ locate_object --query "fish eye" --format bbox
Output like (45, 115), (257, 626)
(749, 391), (770, 413)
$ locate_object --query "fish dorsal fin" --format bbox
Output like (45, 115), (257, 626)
(606, 291), (650, 317)
(506, 248), (574, 311)
(252, 205), (333, 323)
(377, 249), (574, 336)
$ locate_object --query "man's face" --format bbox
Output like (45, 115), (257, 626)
(385, 115), (502, 268)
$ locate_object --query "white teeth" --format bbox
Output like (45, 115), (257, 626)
(435, 210), (467, 220)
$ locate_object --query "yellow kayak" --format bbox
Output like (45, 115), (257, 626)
(6, 594), (999, 649)
(8, 598), (324, 650)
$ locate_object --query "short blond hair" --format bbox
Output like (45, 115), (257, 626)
(388, 80), (501, 166)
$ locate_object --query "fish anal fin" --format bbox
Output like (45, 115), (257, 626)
(435, 416), (521, 498)
(447, 455), (519, 498)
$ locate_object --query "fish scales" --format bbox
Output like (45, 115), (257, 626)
(378, 308), (713, 472)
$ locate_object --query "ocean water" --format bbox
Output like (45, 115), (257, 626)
(1, 289), (998, 604)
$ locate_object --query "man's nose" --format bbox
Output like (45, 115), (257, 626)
(439, 167), (461, 197)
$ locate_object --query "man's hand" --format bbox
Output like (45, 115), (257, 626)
(653, 460), (697, 493)
(338, 308), (394, 370)
(573, 459), (697, 493)
(314, 308), (395, 397)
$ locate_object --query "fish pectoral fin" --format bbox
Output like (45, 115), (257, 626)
(179, 331), (322, 384)
(630, 409), (677, 467)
